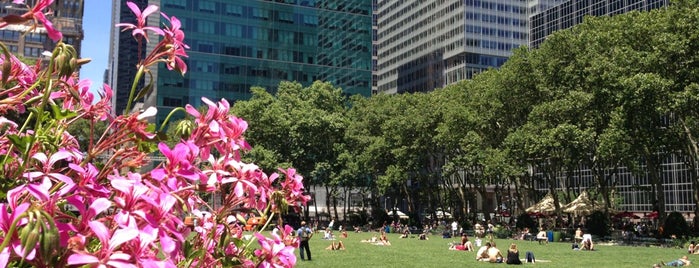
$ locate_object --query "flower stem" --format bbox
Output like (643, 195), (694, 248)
(124, 65), (145, 115)
(159, 107), (185, 132)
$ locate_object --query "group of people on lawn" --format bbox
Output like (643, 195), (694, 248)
(447, 232), (525, 264)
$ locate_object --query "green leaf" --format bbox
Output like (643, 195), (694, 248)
(50, 104), (78, 120)
(7, 134), (31, 152)
(135, 73), (154, 100)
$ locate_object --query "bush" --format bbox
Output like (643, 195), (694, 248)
(586, 211), (611, 237)
(516, 213), (537, 233)
(665, 211), (690, 238)
(348, 210), (370, 227)
(494, 225), (513, 239)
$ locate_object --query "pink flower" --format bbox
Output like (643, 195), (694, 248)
(67, 221), (139, 268)
(115, 1), (164, 42)
(254, 232), (297, 268)
(161, 13), (188, 74)
(68, 163), (111, 198)
(0, 0), (63, 41)
(277, 168), (311, 208)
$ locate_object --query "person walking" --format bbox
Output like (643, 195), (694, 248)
(297, 221), (313, 261)
(451, 220), (459, 237)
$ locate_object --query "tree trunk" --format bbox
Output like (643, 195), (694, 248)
(680, 119), (699, 232)
(647, 153), (666, 226)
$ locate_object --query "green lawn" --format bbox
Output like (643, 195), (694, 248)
(294, 232), (689, 268)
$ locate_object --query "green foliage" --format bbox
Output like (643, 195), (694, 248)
(493, 225), (512, 239)
(664, 211), (690, 238)
(586, 211), (611, 237)
(516, 213), (537, 233)
(65, 118), (108, 152)
(232, 2), (699, 229)
(347, 210), (369, 228)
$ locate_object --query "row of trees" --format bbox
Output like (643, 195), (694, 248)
(219, 1), (699, 226)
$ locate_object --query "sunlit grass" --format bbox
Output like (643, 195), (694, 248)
(293, 231), (688, 268)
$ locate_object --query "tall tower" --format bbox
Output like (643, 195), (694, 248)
(108, 0), (149, 116)
(109, 0), (373, 125)
(529, 0), (670, 48)
(376, 0), (530, 94)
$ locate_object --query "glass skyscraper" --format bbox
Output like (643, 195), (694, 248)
(529, 0), (670, 48)
(111, 0), (372, 124)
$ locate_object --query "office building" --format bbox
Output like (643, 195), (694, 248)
(109, 0), (373, 122)
(530, 0), (670, 48)
(376, 0), (531, 94)
(109, 0), (149, 116)
(0, 0), (84, 61)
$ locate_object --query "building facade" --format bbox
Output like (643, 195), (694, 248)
(0, 0), (84, 61)
(109, 0), (373, 122)
(529, 0), (670, 48)
(376, 0), (534, 94)
(109, 0), (149, 116)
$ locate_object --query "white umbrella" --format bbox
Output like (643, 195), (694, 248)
(434, 210), (452, 219)
(562, 191), (602, 215)
(387, 210), (409, 219)
(525, 194), (559, 214)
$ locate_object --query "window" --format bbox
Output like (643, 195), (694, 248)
(303, 15), (317, 26)
(225, 24), (242, 37)
(165, 0), (185, 9)
(23, 47), (42, 57)
(198, 42), (214, 53)
(198, 1), (215, 13)
(279, 12), (294, 23)
(195, 61), (213, 72)
(226, 4), (243, 16)
(162, 97), (183, 107)
(252, 8), (269, 20)
(197, 20), (215, 34)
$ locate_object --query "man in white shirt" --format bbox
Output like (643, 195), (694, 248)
(451, 221), (458, 237)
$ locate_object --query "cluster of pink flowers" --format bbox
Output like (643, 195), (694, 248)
(0, 1), (308, 267)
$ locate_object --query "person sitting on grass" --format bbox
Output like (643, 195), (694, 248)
(360, 235), (378, 243)
(575, 228), (584, 243)
(506, 243), (522, 265)
(461, 233), (474, 251)
(323, 228), (334, 240)
(536, 230), (548, 244)
(520, 227), (531, 240)
(581, 234), (594, 251)
(374, 230), (391, 246)
(325, 240), (346, 250)
(690, 241), (696, 254)
(476, 242), (491, 261)
(662, 255), (691, 266)
(487, 242), (504, 263)
(400, 229), (410, 238)
(419, 233), (428, 240)
(448, 233), (473, 251)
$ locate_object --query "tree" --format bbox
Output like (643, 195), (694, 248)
(232, 81), (349, 220)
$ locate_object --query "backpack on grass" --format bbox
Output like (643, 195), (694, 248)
(526, 251), (535, 263)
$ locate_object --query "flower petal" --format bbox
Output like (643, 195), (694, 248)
(67, 253), (99, 265)
(109, 228), (139, 251)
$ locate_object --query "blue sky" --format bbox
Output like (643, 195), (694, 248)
(80, 0), (112, 95)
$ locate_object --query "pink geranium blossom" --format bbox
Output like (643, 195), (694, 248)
(115, 1), (164, 42)
(0, 0), (62, 41)
(0, 1), (308, 267)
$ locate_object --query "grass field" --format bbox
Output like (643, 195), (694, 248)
(293, 231), (689, 268)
